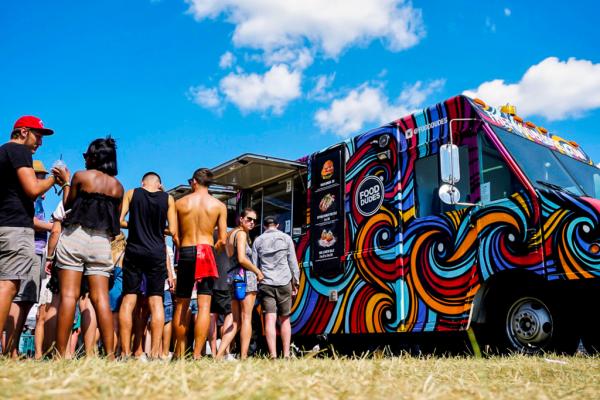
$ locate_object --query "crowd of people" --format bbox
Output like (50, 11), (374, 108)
(0, 115), (300, 360)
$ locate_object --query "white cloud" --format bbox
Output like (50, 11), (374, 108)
(185, 0), (425, 59)
(262, 47), (314, 70)
(504, 8), (511, 17)
(307, 74), (336, 101)
(219, 64), (301, 114)
(464, 57), (600, 121)
(315, 80), (445, 136)
(219, 51), (236, 69)
(188, 86), (222, 111)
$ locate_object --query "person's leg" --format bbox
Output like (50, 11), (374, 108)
(239, 293), (256, 359)
(56, 269), (82, 358)
(147, 295), (164, 358)
(220, 313), (233, 355)
(172, 297), (191, 358)
(34, 304), (47, 359)
(216, 300), (240, 359)
(4, 301), (34, 358)
(279, 315), (292, 358)
(162, 321), (172, 358)
(208, 313), (217, 356)
(0, 280), (19, 349)
(192, 294), (211, 359)
(118, 294), (138, 357)
(80, 294), (99, 356)
(264, 313), (278, 358)
(87, 275), (114, 360)
(132, 300), (149, 357)
(43, 295), (59, 354)
(112, 312), (120, 355)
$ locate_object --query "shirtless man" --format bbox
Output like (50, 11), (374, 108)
(173, 168), (227, 359)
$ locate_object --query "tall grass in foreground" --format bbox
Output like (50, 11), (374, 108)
(0, 354), (598, 399)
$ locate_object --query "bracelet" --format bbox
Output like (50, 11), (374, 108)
(62, 182), (71, 189)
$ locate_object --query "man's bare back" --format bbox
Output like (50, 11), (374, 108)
(176, 191), (227, 248)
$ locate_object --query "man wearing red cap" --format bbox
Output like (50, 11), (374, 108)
(0, 116), (67, 353)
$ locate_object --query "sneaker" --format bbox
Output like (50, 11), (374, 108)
(223, 353), (237, 362)
(136, 353), (149, 363)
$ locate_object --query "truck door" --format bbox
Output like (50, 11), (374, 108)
(475, 128), (544, 278)
(407, 134), (480, 331)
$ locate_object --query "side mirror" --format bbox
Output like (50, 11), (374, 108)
(439, 184), (460, 205)
(440, 144), (460, 184)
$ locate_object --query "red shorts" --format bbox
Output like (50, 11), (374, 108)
(194, 244), (218, 281)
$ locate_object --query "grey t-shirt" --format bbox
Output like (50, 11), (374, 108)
(252, 228), (300, 287)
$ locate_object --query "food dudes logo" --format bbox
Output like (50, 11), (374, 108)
(355, 176), (384, 216)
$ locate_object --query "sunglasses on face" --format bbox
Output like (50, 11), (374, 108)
(245, 216), (257, 223)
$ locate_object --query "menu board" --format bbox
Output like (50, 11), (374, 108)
(310, 146), (345, 277)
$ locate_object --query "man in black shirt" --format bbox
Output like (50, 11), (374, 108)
(119, 172), (178, 359)
(0, 116), (66, 352)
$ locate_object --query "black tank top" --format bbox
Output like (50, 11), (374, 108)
(126, 187), (169, 258)
(63, 190), (121, 237)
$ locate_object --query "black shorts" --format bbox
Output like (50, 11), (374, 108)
(175, 246), (214, 298)
(210, 289), (232, 315)
(122, 251), (166, 297)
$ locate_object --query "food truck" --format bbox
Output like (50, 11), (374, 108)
(192, 95), (600, 354)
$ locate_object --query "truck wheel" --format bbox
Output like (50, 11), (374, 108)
(492, 291), (578, 354)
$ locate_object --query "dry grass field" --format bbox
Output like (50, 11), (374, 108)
(0, 354), (598, 400)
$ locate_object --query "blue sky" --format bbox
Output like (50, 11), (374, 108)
(1, 1), (599, 212)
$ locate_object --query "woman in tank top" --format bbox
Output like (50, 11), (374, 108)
(215, 207), (264, 360)
(54, 137), (124, 359)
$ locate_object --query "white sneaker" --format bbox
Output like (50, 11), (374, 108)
(136, 353), (149, 363)
(223, 353), (237, 361)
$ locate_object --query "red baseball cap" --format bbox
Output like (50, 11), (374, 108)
(13, 116), (54, 136)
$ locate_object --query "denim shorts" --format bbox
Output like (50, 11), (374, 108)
(164, 290), (173, 323)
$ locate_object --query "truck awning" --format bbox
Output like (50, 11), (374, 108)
(211, 153), (306, 189)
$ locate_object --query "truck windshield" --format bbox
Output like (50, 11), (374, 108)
(492, 126), (600, 199)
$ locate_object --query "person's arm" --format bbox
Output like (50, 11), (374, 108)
(251, 240), (259, 269)
(165, 195), (179, 247)
(287, 236), (300, 292)
(64, 171), (82, 210)
(236, 231), (264, 280)
(16, 167), (56, 199)
(33, 217), (53, 232)
(214, 202), (227, 253)
(166, 247), (175, 293)
(45, 220), (62, 273)
(119, 189), (134, 229)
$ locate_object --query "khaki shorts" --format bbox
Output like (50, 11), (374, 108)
(259, 282), (293, 316)
(0, 226), (36, 281)
(14, 253), (44, 303)
(55, 225), (113, 277)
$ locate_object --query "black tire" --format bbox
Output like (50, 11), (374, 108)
(487, 288), (579, 354)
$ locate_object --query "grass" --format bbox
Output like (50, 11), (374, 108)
(0, 354), (598, 399)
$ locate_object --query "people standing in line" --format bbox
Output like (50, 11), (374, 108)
(216, 208), (265, 360)
(0, 116), (67, 356)
(172, 168), (227, 359)
(3, 160), (54, 358)
(208, 229), (233, 357)
(54, 137), (124, 359)
(118, 172), (178, 359)
(253, 216), (300, 359)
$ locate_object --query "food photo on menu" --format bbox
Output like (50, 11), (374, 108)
(321, 159), (334, 180)
(319, 193), (336, 212)
(318, 228), (337, 247)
